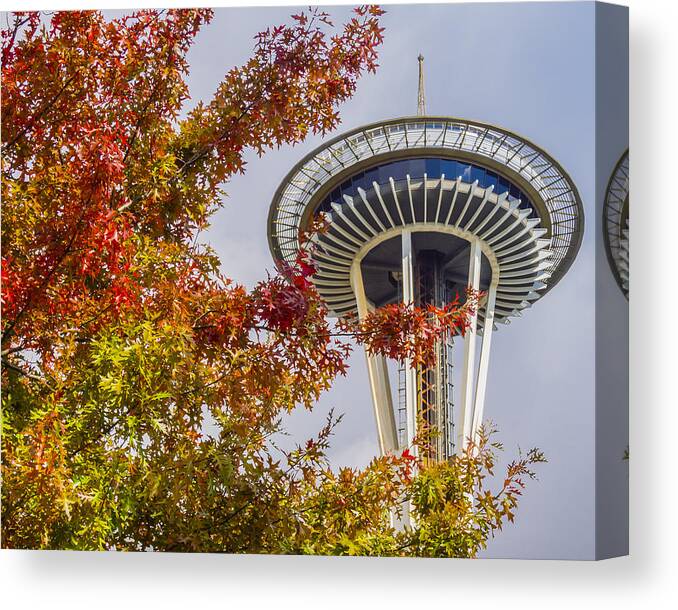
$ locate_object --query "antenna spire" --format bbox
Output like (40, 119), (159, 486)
(417, 54), (426, 116)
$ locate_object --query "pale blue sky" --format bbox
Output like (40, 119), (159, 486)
(179, 1), (627, 559)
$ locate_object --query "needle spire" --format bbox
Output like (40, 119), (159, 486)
(417, 54), (426, 116)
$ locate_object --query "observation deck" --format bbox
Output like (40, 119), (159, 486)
(268, 116), (584, 325)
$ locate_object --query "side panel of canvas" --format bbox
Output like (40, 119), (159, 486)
(595, 1), (630, 560)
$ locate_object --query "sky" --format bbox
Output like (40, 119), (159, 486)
(177, 1), (627, 560)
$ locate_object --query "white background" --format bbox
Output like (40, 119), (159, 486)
(0, 0), (676, 608)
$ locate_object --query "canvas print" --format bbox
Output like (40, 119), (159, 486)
(1, 2), (629, 559)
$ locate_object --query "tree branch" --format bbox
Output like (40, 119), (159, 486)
(1, 358), (49, 386)
(4, 69), (81, 151)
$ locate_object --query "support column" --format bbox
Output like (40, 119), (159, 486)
(457, 239), (481, 453)
(471, 280), (497, 444)
(351, 260), (398, 455)
(401, 229), (418, 453)
(401, 229), (417, 529)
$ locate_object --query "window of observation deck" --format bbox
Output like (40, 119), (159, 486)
(316, 158), (537, 219)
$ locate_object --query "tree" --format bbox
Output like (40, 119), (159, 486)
(1, 8), (545, 554)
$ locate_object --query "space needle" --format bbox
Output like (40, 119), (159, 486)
(268, 56), (584, 464)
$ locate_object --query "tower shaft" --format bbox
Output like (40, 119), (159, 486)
(419, 256), (455, 463)
(400, 251), (455, 463)
(394, 231), (488, 464)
